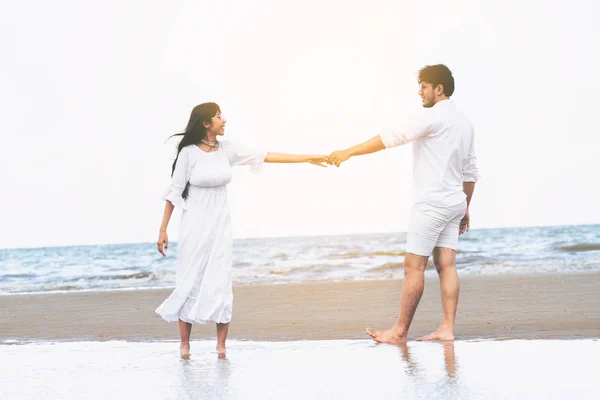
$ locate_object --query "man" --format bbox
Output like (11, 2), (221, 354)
(328, 64), (479, 343)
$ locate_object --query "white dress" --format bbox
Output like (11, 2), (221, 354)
(155, 141), (266, 324)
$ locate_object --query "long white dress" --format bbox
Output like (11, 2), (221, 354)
(155, 141), (266, 324)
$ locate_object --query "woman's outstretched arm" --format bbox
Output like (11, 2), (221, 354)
(264, 152), (329, 167)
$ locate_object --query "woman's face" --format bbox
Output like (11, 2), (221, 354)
(206, 111), (226, 136)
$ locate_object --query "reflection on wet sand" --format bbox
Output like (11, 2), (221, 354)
(442, 342), (457, 379)
(2, 339), (598, 399)
(392, 341), (461, 398)
(397, 341), (457, 379)
(179, 352), (233, 399)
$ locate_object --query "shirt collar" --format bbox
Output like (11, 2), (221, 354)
(434, 99), (454, 108)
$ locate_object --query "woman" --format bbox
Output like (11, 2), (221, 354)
(156, 102), (327, 358)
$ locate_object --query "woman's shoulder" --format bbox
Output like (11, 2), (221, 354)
(219, 140), (236, 149)
(174, 145), (197, 163)
(219, 140), (240, 154)
(180, 144), (197, 155)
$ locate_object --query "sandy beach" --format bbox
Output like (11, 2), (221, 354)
(1, 273), (599, 342)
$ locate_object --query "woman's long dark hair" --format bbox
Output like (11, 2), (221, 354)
(168, 102), (220, 199)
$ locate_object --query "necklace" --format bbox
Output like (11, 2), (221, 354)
(201, 139), (219, 148)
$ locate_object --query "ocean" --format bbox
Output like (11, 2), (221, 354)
(1, 224), (599, 294)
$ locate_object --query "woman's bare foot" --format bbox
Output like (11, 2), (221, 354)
(416, 327), (454, 341)
(217, 344), (226, 355)
(180, 342), (190, 359)
(366, 327), (407, 344)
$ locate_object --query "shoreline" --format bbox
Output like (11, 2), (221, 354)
(1, 273), (599, 342)
(2, 270), (597, 297)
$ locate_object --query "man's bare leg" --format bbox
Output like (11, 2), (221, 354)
(366, 253), (429, 343)
(178, 319), (192, 359)
(417, 247), (458, 341)
(216, 322), (229, 355)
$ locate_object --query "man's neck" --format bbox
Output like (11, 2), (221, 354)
(434, 96), (450, 106)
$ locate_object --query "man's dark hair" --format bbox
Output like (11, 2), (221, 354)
(418, 64), (455, 96)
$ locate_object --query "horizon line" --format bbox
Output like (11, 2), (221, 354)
(1, 222), (598, 251)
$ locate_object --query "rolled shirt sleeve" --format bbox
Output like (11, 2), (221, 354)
(379, 110), (434, 148)
(462, 136), (480, 182)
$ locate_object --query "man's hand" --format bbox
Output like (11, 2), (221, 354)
(328, 150), (351, 167)
(327, 136), (386, 167)
(459, 209), (470, 235)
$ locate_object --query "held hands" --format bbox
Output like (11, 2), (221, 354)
(306, 150), (351, 167)
(327, 150), (351, 167)
(307, 155), (330, 167)
(306, 151), (350, 168)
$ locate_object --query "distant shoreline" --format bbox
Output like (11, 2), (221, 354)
(2, 222), (598, 250)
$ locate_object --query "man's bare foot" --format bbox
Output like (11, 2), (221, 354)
(366, 327), (407, 344)
(180, 342), (190, 359)
(416, 328), (454, 341)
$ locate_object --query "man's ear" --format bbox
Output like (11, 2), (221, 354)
(435, 84), (445, 96)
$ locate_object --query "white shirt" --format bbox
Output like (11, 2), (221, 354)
(379, 99), (480, 207)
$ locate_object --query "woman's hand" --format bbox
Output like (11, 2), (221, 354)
(157, 231), (169, 256)
(307, 155), (329, 167)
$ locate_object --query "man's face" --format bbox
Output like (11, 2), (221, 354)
(418, 82), (436, 108)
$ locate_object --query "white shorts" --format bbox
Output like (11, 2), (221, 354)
(406, 201), (468, 256)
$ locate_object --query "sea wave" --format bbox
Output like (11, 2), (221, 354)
(327, 252), (362, 259)
(367, 263), (403, 273)
(59, 272), (154, 283)
(0, 273), (37, 280)
(557, 243), (600, 252)
(366, 251), (406, 257)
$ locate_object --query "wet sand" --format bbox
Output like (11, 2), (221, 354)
(3, 340), (600, 399)
(1, 273), (599, 341)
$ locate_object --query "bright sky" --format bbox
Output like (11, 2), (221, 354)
(2, 0), (599, 249)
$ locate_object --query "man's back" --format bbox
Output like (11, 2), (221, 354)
(380, 99), (479, 207)
(413, 100), (478, 206)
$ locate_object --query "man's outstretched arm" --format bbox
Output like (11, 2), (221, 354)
(328, 135), (386, 167)
(328, 112), (434, 167)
